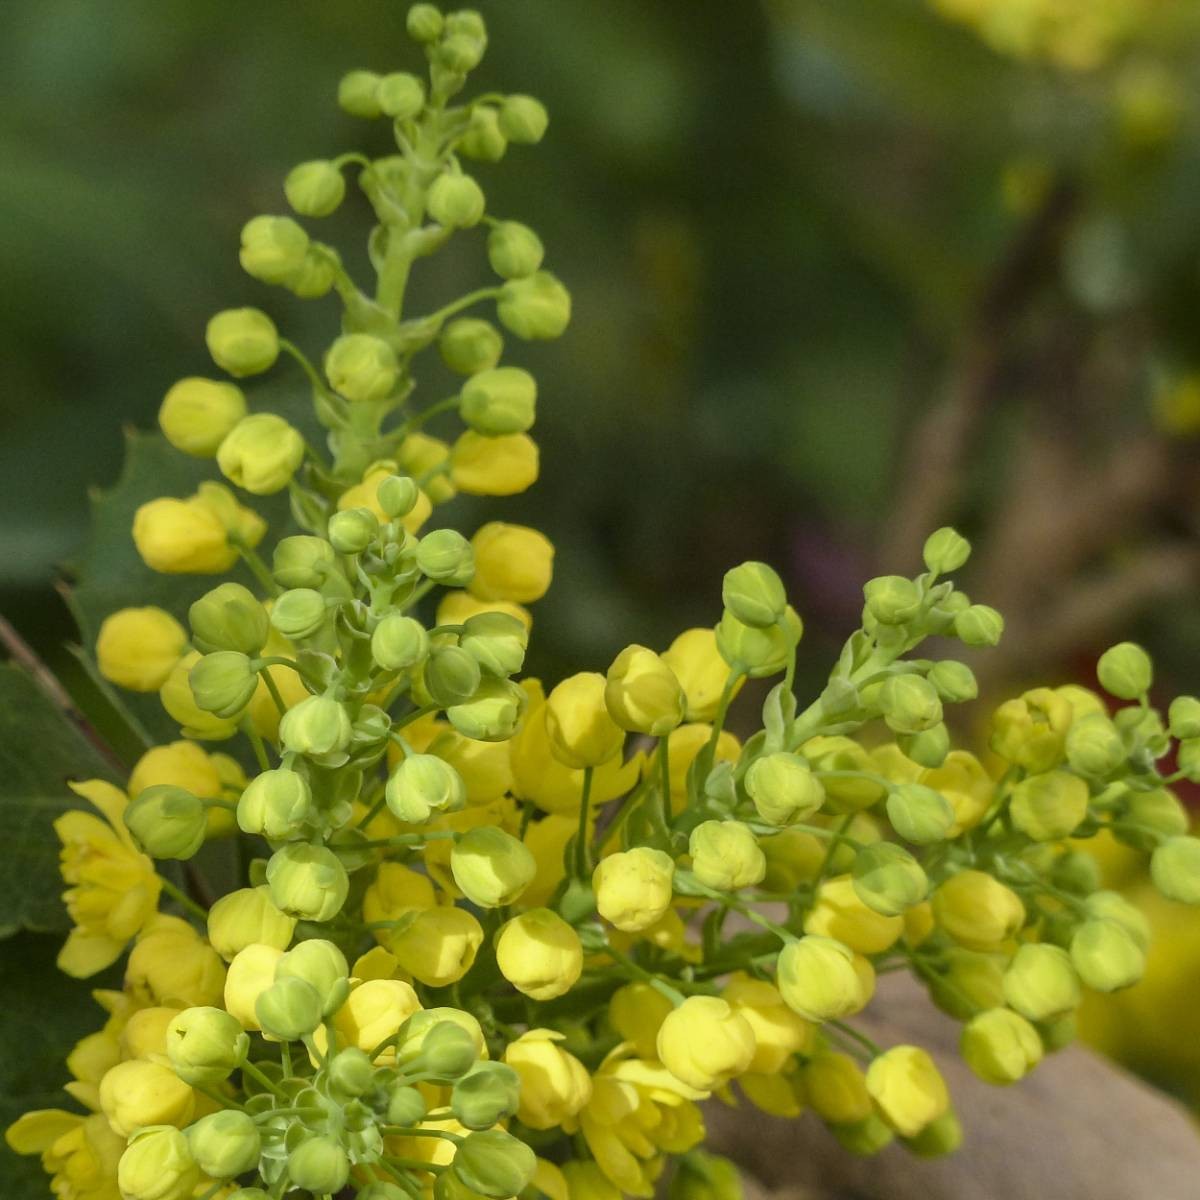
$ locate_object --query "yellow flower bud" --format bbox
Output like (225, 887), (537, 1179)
(918, 750), (992, 836)
(689, 820), (765, 891)
(989, 687), (1072, 773)
(466, 522), (554, 605)
(661, 627), (740, 722)
(604, 644), (685, 736)
(722, 975), (813, 1074)
(803, 1050), (872, 1124)
(715, 606), (803, 679)
(165, 1006), (248, 1086)
(960, 1008), (1042, 1085)
(776, 936), (864, 1022)
(451, 826), (536, 907)
(1009, 770), (1089, 841)
(530, 1159), (569, 1200)
(332, 978), (421, 1059)
(158, 377), (246, 457)
(452, 431), (539, 495)
(657, 996), (756, 1091)
(495, 908), (582, 1000)
(126, 916), (226, 1009)
(429, 729), (513, 805)
(205, 307), (279, 377)
(1150, 835), (1200, 904)
(593, 846), (676, 933)
(864, 1045), (949, 1137)
(217, 413), (305, 495)
(96, 607), (188, 692)
(224, 943), (285, 1030)
(389, 906), (484, 987)
(1070, 919), (1145, 991)
(324, 333), (399, 403)
(502, 1030), (592, 1129)
(266, 842), (348, 922)
(1002, 943), (1080, 1021)
(931, 870), (1025, 951)
(99, 1059), (196, 1136)
(117, 1127), (200, 1200)
(120, 1005), (181, 1061)
(133, 497), (237, 575)
(545, 672), (625, 768)
(207, 885), (295, 961)
(460, 366), (537, 435)
(805, 876), (903, 955)
(608, 981), (674, 1058)
(745, 751), (825, 826)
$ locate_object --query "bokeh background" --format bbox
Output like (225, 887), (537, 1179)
(4, 0), (1200, 1152)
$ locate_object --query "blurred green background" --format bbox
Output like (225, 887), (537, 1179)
(5, 2), (1200, 1183)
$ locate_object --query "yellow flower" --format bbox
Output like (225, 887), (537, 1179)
(96, 608), (188, 692)
(931, 870), (1026, 951)
(468, 522), (554, 603)
(802, 1050), (872, 1125)
(126, 915), (226, 1009)
(593, 848), (675, 933)
(919, 751), (994, 837)
(520, 813), (577, 907)
(132, 496), (236, 574)
(604, 644), (685, 736)
(5, 1109), (124, 1200)
(363, 862), (437, 942)
(660, 628), (740, 722)
(451, 430), (539, 495)
(428, 728), (513, 804)
(545, 673), (625, 769)
(159, 651), (240, 741)
(722, 975), (814, 1074)
(398, 431), (456, 503)
(608, 982), (675, 1059)
(437, 589), (532, 632)
(503, 1029), (592, 1129)
(804, 875), (903, 955)
(562, 1160), (621, 1200)
(495, 908), (582, 999)
(864, 1045), (949, 1137)
(388, 906), (484, 987)
(223, 942), (284, 1030)
(329, 978), (422, 1061)
(98, 1059), (195, 1137)
(54, 780), (162, 978)
(656, 996), (756, 1092)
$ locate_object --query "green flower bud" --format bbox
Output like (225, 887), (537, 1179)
(166, 1006), (249, 1085)
(216, 413), (304, 496)
(1009, 770), (1088, 842)
(189, 651), (258, 718)
(270, 588), (327, 641)
(453, 1129), (536, 1200)
(273, 534), (338, 589)
(378, 71), (426, 119)
(266, 842), (349, 922)
(1051, 849), (1102, 895)
(288, 1136), (350, 1195)
(189, 582), (269, 655)
(388, 1085), (427, 1126)
(378, 473), (420, 518)
(689, 820), (765, 891)
(831, 1114), (894, 1157)
(417, 528), (475, 585)
(276, 938), (350, 1017)
(1070, 919), (1145, 991)
(387, 753), (466, 822)
(117, 1127), (199, 1200)
(497, 272), (572, 340)
(187, 1110), (261, 1179)
(407, 4), (444, 42)
(285, 246), (338, 299)
(338, 69), (383, 117)
(1115, 704), (1169, 757)
(1177, 738), (1200, 783)
(284, 160), (345, 217)
(125, 785), (207, 860)
(451, 826), (536, 907)
(926, 660), (977, 703)
(778, 936), (864, 1022)
(325, 1047), (374, 1097)
(207, 886), (295, 960)
(255, 976), (324, 1040)
(422, 1020), (482, 1078)
(459, 611), (528, 678)
(1114, 788), (1188, 852)
(447, 677), (526, 741)
(441, 318), (504, 375)
(960, 1008), (1042, 1085)
(498, 95), (548, 143)
(460, 367), (537, 436)
(954, 604), (1004, 647)
(238, 215), (309, 285)
(486, 222), (544, 281)
(927, 948), (1005, 1020)
(896, 724), (951, 769)
(328, 506), (380, 555)
(451, 1062), (521, 1130)
(1097, 641), (1153, 700)
(1064, 712), (1125, 776)
(159, 377), (247, 457)
(237, 768), (313, 840)
(1150, 835), (1200, 904)
(439, 32), (486, 73)
(903, 1108), (963, 1158)
(324, 333), (399, 403)
(206, 307), (279, 377)
(1002, 943), (1080, 1022)
(863, 576), (921, 625)
(715, 606), (803, 678)
(722, 561), (787, 629)
(886, 783), (955, 845)
(851, 842), (928, 916)
(1084, 890), (1150, 950)
(460, 107), (507, 161)
(669, 1151), (743, 1200)
(372, 616), (429, 674)
(879, 674), (943, 735)
(922, 527), (971, 574)
(1168, 695), (1200, 739)
(429, 173), (486, 228)
(279, 694), (352, 758)
(425, 644), (483, 707)
(744, 751), (825, 826)
(227, 1191), (270, 1200)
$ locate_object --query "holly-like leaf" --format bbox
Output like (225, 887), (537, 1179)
(0, 664), (120, 938)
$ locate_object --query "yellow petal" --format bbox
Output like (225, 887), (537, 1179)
(5, 1109), (82, 1154)
(57, 930), (125, 978)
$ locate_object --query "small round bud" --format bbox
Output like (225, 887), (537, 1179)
(329, 507), (380, 556)
(327, 1047), (375, 1097)
(338, 69), (383, 118)
(273, 534), (337, 589)
(715, 606), (803, 678)
(452, 1062), (522, 1129)
(428, 173), (486, 228)
(207, 886), (295, 960)
(189, 650), (257, 718)
(325, 333), (398, 403)
(190, 582), (269, 655)
(387, 753), (466, 822)
(159, 377), (246, 457)
(593, 847), (674, 933)
(879, 674), (943, 735)
(446, 677), (525, 742)
(657, 996), (755, 1091)
(497, 272), (572, 340)
(460, 366), (537, 436)
(270, 588), (327, 641)
(865, 1045), (949, 1137)
(97, 606), (188, 692)
(1150, 835), (1200, 904)
(438, 31), (486, 72)
(117, 1128), (199, 1200)
(255, 976), (323, 1040)
(125, 785), (207, 859)
(897, 724), (951, 769)
(545, 672), (625, 767)
(388, 1085), (427, 1125)
(452, 826), (536, 907)
(239, 215), (309, 285)
(1168, 695), (1200, 739)
(372, 614), (430, 673)
(266, 842), (349, 922)
(1065, 712), (1125, 776)
(441, 317), (504, 375)
(722, 561), (787, 629)
(926, 660), (977, 703)
(378, 473), (420, 518)
(745, 751), (825, 826)
(931, 870), (1025, 950)
(486, 221), (544, 280)
(237, 768), (313, 840)
(166, 1006), (249, 1085)
(605, 643), (685, 736)
(886, 783), (954, 845)
(498, 94), (549, 143)
(1009, 770), (1088, 841)
(284, 159), (345, 217)
(495, 908), (583, 1000)
(276, 938), (350, 1017)
(217, 413), (304, 495)
(777, 936), (864, 1021)
(206, 307), (279, 377)
(288, 1136), (350, 1195)
(377, 71), (425, 119)
(425, 644), (483, 707)
(1097, 641), (1153, 700)
(421, 1020), (482, 1079)
(417, 528), (475, 585)
(454, 1130), (536, 1200)
(187, 1110), (261, 1179)
(460, 611), (528, 678)
(961, 1008), (1042, 1085)
(922, 527), (971, 573)
(407, 3), (444, 41)
(1002, 943), (1080, 1021)
(1070, 919), (1145, 991)
(851, 843), (928, 917)
(954, 604), (1005, 648)
(864, 576), (921, 625)
(689, 820), (765, 891)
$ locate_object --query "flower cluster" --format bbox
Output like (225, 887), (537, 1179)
(8, 7), (1200, 1200)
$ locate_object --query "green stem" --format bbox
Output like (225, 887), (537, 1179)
(828, 1019), (882, 1058)
(695, 672), (742, 788)
(158, 875), (209, 923)
(423, 286), (501, 328)
(657, 735), (673, 830)
(603, 942), (686, 1006)
(243, 720), (271, 772)
(259, 667), (289, 718)
(235, 543), (281, 597)
(573, 766), (594, 879)
(241, 1059), (288, 1099)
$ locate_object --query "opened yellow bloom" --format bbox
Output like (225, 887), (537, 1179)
(5, 1109), (124, 1200)
(503, 1029), (592, 1129)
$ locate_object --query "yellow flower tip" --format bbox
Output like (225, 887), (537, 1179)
(656, 995), (756, 1092)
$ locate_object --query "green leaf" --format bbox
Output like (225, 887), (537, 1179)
(0, 664), (119, 938)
